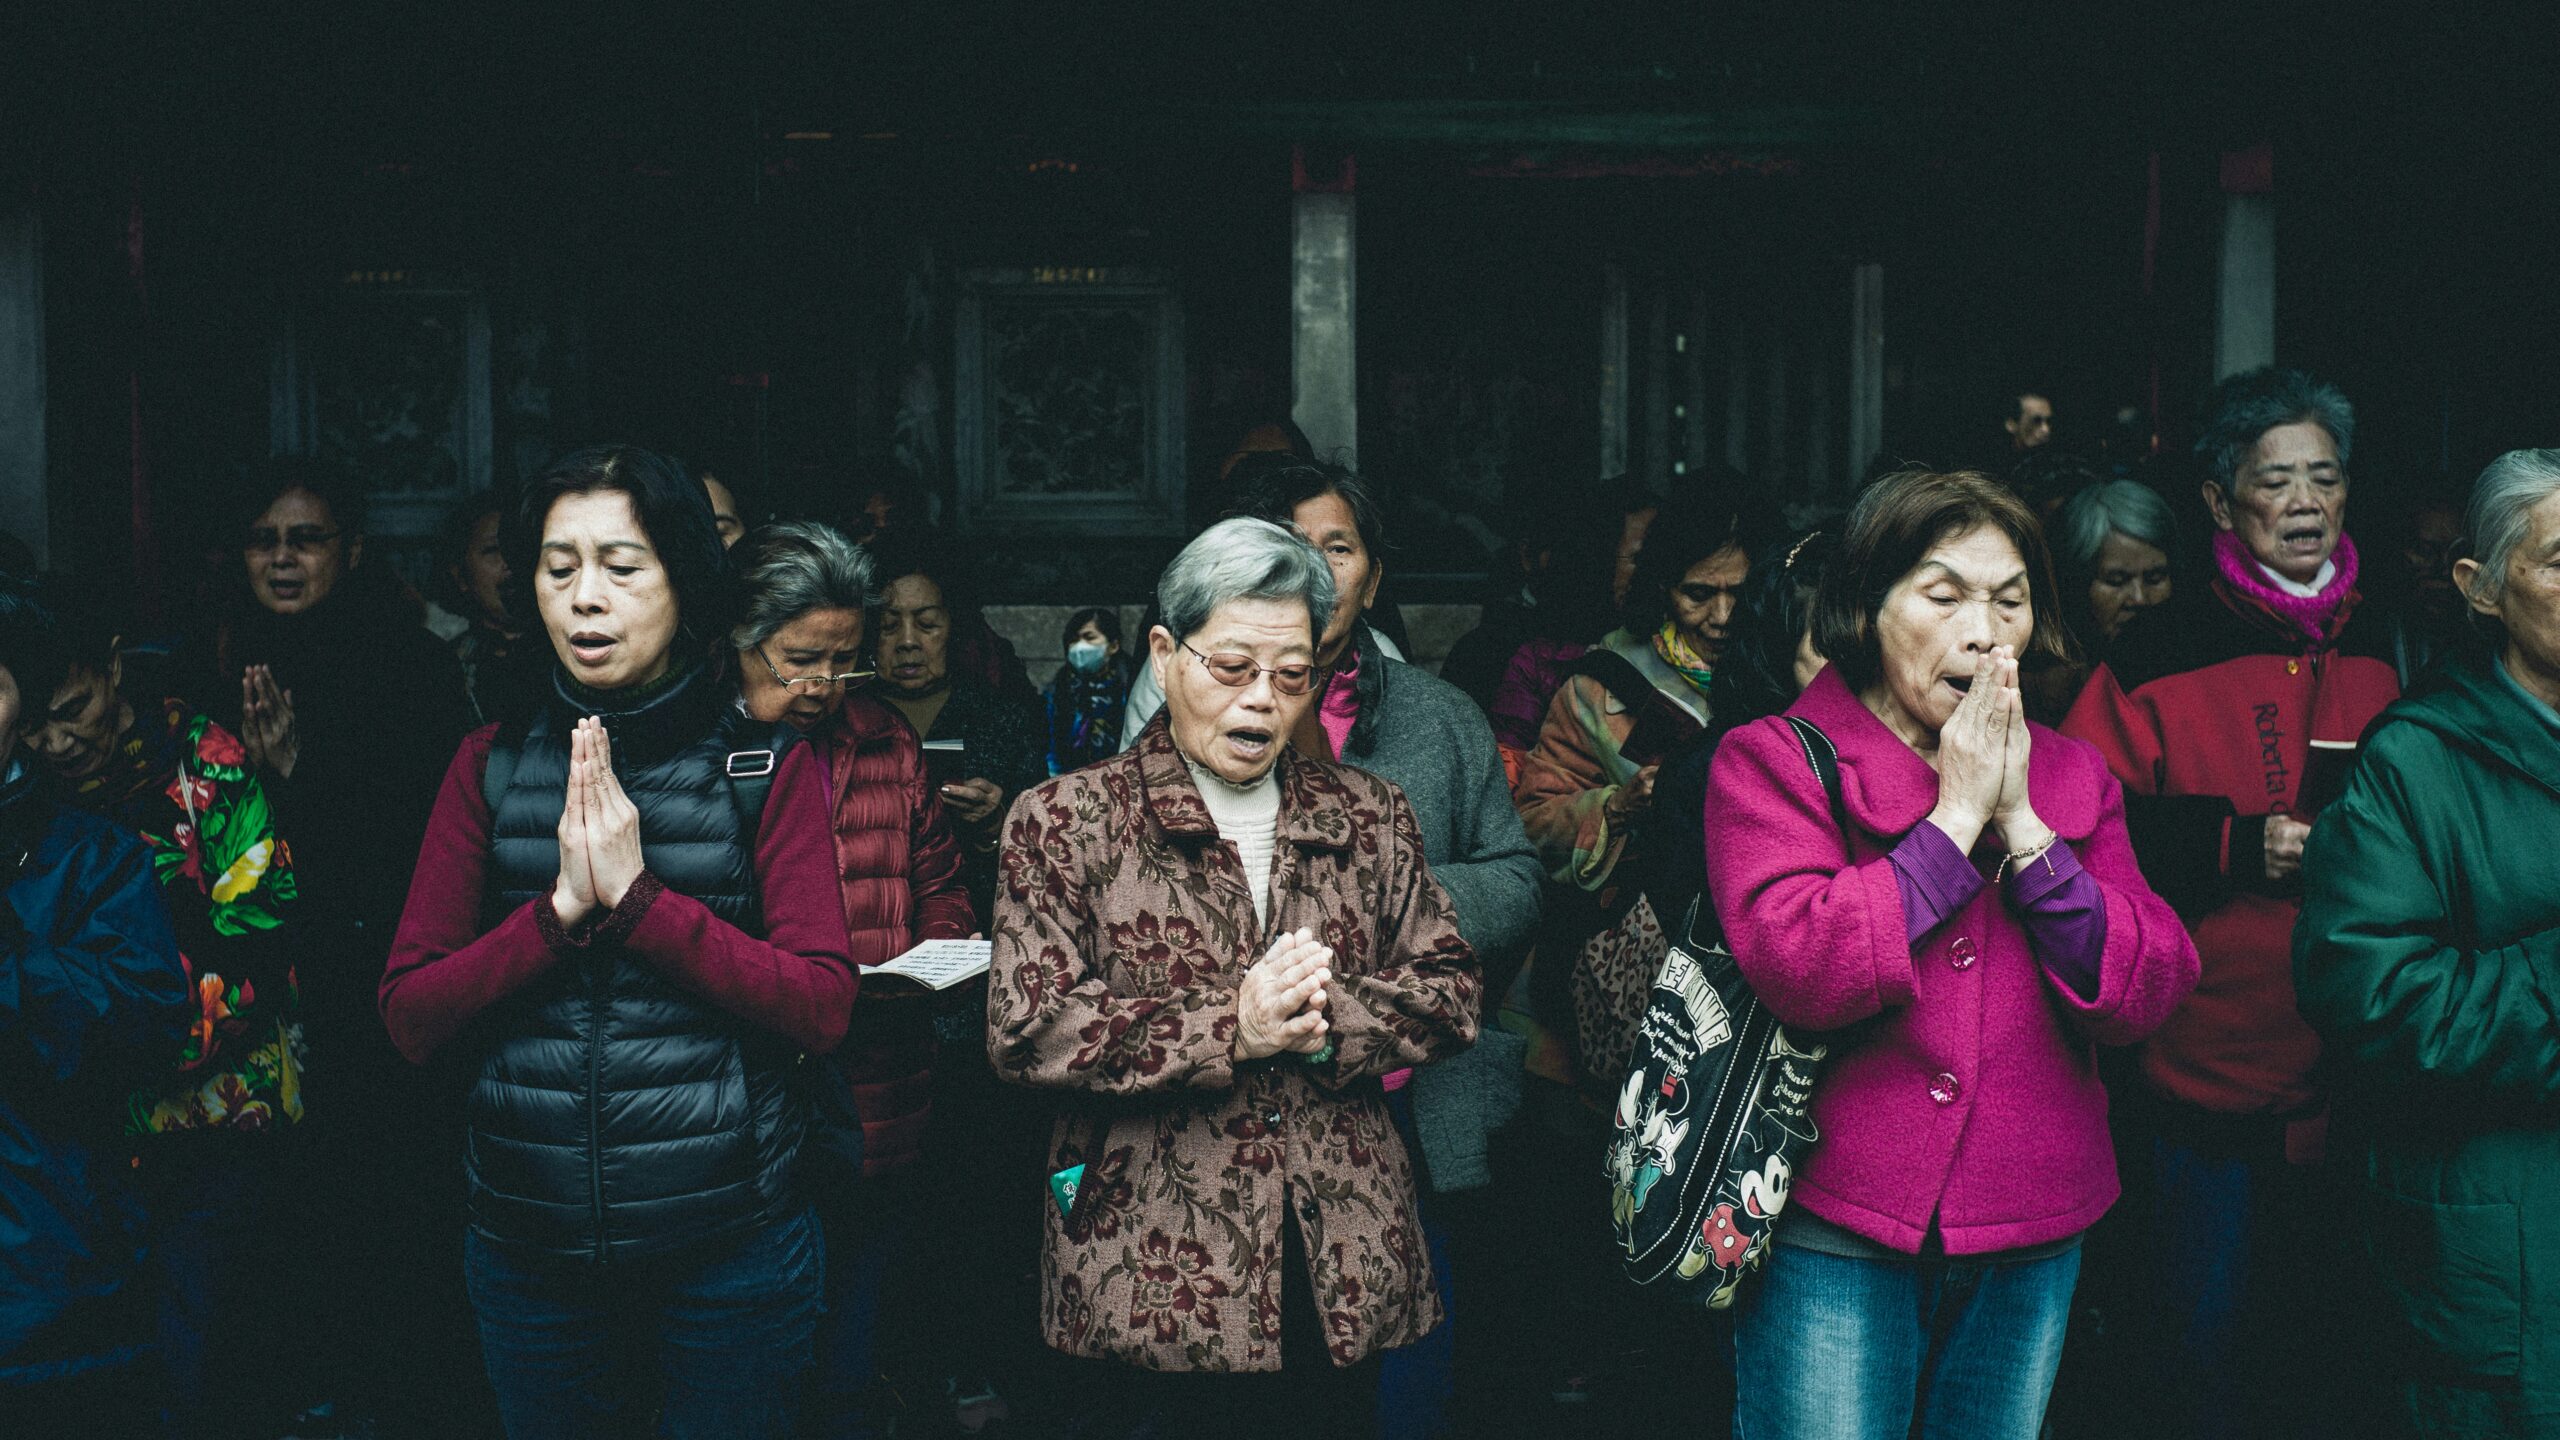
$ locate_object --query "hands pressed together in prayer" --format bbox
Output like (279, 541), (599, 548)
(240, 665), (300, 780)
(1235, 927), (1333, 1061)
(1926, 646), (2054, 860)
(550, 717), (647, 930)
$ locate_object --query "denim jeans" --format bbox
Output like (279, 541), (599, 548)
(1733, 1237), (2080, 1440)
(464, 1203), (824, 1440)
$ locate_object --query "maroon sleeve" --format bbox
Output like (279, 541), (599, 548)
(617, 742), (861, 1053)
(905, 748), (976, 942)
(380, 725), (569, 1064)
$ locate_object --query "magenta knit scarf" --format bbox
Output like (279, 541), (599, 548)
(2212, 528), (2361, 644)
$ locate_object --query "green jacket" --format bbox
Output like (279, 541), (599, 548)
(2296, 644), (2560, 1429)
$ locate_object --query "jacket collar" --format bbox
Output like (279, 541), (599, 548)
(545, 663), (723, 774)
(2383, 644), (2560, 802)
(2211, 530), (2365, 650)
(1786, 664), (2108, 842)
(1132, 711), (1356, 852)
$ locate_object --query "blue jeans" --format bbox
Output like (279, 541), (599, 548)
(464, 1204), (824, 1440)
(1734, 1239), (2080, 1440)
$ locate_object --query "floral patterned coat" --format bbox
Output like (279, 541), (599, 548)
(988, 716), (1480, 1373)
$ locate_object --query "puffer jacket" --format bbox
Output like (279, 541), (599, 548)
(380, 670), (858, 1263)
(1, 767), (189, 1386)
(2296, 645), (2560, 1424)
(813, 696), (974, 1175)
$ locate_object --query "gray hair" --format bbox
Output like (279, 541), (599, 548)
(2462, 448), (2560, 607)
(1157, 517), (1337, 646)
(2054, 480), (2178, 572)
(729, 520), (878, 650)
(2194, 367), (2356, 489)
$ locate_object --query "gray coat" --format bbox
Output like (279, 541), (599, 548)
(1345, 657), (1541, 1191)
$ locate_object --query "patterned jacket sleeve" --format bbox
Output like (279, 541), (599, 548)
(986, 782), (1241, 1095)
(1306, 784), (1482, 1089)
(1511, 676), (1641, 890)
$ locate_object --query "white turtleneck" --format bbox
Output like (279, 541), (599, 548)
(1186, 757), (1281, 928)
(2254, 555), (2337, 599)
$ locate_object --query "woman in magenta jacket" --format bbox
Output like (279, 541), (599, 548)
(1705, 469), (2198, 1439)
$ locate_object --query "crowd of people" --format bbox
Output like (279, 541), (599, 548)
(4, 366), (2557, 1439)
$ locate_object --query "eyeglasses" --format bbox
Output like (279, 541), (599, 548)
(755, 644), (874, 696)
(242, 526), (343, 556)
(1181, 640), (1317, 696)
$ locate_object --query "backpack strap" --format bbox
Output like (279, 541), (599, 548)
(1673, 717), (1850, 953)
(716, 709), (807, 840)
(1781, 716), (1849, 833)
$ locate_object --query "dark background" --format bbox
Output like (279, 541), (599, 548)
(9, 1), (2557, 602)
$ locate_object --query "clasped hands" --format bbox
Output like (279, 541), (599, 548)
(1234, 927), (1333, 1062)
(1924, 646), (2054, 860)
(550, 717), (647, 931)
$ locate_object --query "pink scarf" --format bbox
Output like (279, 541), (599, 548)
(2212, 528), (2361, 645)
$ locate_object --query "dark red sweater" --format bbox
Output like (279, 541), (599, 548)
(379, 724), (859, 1065)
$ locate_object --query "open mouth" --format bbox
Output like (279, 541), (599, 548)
(1945, 675), (1974, 696)
(266, 578), (306, 601)
(567, 631), (617, 665)
(1223, 726), (1275, 763)
(2278, 524), (2328, 549)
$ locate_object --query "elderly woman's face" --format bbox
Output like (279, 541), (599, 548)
(2088, 531), (2173, 642)
(2459, 487), (2560, 694)
(1150, 597), (1318, 786)
(1868, 524), (2035, 741)
(28, 660), (132, 782)
(536, 489), (681, 692)
(1293, 492), (1380, 666)
(878, 574), (952, 697)
(242, 487), (361, 616)
(2206, 421), (2346, 586)
(740, 606), (864, 730)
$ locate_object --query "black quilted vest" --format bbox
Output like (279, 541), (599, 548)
(468, 667), (802, 1263)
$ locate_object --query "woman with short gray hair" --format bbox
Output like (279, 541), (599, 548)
(730, 519), (976, 1439)
(989, 516), (1479, 1437)
(2054, 480), (2178, 645)
(2298, 446), (2560, 1431)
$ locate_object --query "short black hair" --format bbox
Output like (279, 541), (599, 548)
(863, 525), (984, 623)
(508, 445), (737, 668)
(1062, 606), (1122, 652)
(1217, 456), (1388, 559)
(226, 456), (369, 537)
(2193, 368), (2355, 490)
(1623, 495), (1766, 634)
(0, 577), (70, 723)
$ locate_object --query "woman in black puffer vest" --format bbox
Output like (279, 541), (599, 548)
(380, 446), (857, 1439)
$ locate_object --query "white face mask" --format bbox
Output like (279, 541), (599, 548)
(1067, 640), (1110, 675)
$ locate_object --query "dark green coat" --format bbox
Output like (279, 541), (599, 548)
(2296, 645), (2560, 1435)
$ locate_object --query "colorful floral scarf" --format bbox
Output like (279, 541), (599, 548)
(1652, 620), (1715, 699)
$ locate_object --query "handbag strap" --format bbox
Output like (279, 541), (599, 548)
(1676, 717), (1850, 952)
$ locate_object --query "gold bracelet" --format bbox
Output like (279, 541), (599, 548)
(1996, 835), (2059, 882)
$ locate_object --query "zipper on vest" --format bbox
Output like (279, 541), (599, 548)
(586, 973), (608, 1264)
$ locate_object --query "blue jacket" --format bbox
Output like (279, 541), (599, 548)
(0, 779), (189, 1387)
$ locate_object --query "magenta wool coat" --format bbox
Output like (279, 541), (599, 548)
(1705, 666), (2199, 1255)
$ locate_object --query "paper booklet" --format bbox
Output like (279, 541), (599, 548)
(868, 938), (993, 991)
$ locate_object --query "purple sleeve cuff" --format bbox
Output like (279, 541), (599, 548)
(2005, 842), (2107, 999)
(1888, 822), (1988, 946)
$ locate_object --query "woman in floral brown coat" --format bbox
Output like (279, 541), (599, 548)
(989, 518), (1479, 1439)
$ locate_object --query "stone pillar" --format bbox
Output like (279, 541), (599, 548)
(1291, 148), (1357, 466)
(1848, 262), (1885, 491)
(2215, 143), (2276, 379)
(0, 199), (44, 567)
(1599, 264), (1628, 479)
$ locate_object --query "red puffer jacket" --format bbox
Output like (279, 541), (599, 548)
(815, 696), (976, 1175)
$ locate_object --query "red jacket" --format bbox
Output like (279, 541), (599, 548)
(2062, 556), (2399, 1116)
(813, 697), (975, 1175)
